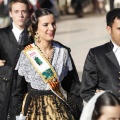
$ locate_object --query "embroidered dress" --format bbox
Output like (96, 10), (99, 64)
(14, 41), (75, 120)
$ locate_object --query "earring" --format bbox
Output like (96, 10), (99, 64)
(38, 36), (41, 43)
(28, 24), (33, 37)
(34, 31), (38, 41)
(34, 31), (41, 43)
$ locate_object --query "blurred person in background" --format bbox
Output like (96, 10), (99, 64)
(38, 0), (60, 18)
(0, 0), (32, 119)
(92, 0), (106, 14)
(110, 0), (114, 10)
(0, 0), (10, 28)
(57, 0), (68, 15)
(28, 0), (40, 15)
(80, 8), (120, 102)
(80, 91), (120, 120)
(71, 0), (83, 17)
(97, 0), (106, 14)
(38, 0), (53, 9)
(29, 0), (38, 11)
(50, 0), (60, 18)
(92, 0), (99, 13)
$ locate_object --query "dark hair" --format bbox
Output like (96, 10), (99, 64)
(92, 92), (120, 120)
(27, 8), (54, 40)
(106, 8), (120, 27)
(9, 0), (29, 12)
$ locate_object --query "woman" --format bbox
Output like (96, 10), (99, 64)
(10, 8), (83, 120)
(80, 91), (120, 120)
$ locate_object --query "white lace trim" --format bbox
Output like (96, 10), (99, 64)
(15, 42), (73, 90)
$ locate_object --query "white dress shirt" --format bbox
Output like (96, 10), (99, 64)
(112, 41), (120, 66)
(12, 23), (23, 42)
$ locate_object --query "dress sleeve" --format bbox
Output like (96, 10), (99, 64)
(61, 49), (73, 80)
(62, 49), (81, 96)
(65, 49), (73, 71)
(61, 49), (83, 120)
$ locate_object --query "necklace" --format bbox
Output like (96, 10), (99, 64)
(35, 43), (54, 63)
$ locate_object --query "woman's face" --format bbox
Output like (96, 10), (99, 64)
(37, 14), (56, 42)
(98, 106), (120, 120)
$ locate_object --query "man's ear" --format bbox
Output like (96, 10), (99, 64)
(106, 26), (111, 35)
(9, 11), (12, 18)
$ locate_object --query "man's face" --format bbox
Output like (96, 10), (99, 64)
(107, 18), (120, 46)
(9, 2), (29, 30)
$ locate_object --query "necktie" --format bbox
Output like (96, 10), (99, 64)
(18, 29), (29, 45)
(18, 34), (22, 45)
(18, 31), (25, 45)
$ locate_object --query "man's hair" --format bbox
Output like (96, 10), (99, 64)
(92, 92), (120, 120)
(8, 0), (29, 11)
(106, 8), (120, 27)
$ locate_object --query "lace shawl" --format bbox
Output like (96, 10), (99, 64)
(15, 42), (73, 90)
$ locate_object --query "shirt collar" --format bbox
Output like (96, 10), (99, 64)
(12, 23), (24, 41)
(111, 40), (120, 53)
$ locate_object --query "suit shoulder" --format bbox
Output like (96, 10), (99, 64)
(90, 42), (109, 53)
(0, 26), (9, 31)
(0, 26), (10, 34)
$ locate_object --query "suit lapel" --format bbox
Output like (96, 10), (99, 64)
(7, 25), (19, 46)
(105, 51), (119, 68)
(105, 41), (119, 68)
(7, 26), (31, 46)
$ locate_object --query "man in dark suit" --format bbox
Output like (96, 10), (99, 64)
(0, 0), (32, 119)
(80, 8), (120, 102)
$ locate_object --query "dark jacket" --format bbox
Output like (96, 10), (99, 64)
(0, 25), (32, 120)
(80, 41), (120, 102)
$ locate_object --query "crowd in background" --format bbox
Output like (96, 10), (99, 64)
(0, 0), (120, 28)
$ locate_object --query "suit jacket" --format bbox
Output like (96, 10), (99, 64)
(0, 25), (32, 119)
(0, 25), (32, 66)
(80, 41), (120, 102)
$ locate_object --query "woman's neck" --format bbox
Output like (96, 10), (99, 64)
(35, 41), (54, 62)
(36, 41), (53, 52)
